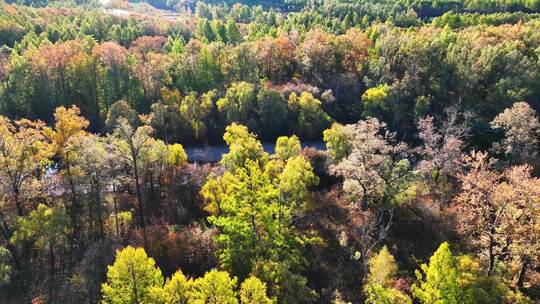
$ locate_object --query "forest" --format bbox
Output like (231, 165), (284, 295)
(0, 0), (539, 302)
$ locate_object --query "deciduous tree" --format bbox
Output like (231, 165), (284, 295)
(190, 269), (238, 304)
(101, 246), (164, 304)
(490, 101), (540, 165)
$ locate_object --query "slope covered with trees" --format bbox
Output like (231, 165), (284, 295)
(0, 0), (540, 303)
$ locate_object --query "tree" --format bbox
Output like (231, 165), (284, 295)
(255, 86), (288, 138)
(226, 20), (243, 44)
(490, 101), (540, 165)
(240, 276), (273, 304)
(329, 118), (415, 278)
(217, 82), (256, 126)
(128, 51), (171, 107)
(197, 19), (216, 43)
(167, 143), (187, 167)
(412, 242), (460, 304)
(93, 42), (129, 112)
(323, 123), (352, 161)
(329, 118), (414, 210)
(0, 116), (51, 217)
(362, 84), (390, 117)
(364, 246), (412, 304)
(179, 91), (213, 140)
(26, 40), (86, 118)
(163, 270), (192, 304)
(105, 100), (140, 131)
(274, 135), (301, 162)
(411, 242), (527, 304)
(456, 151), (504, 276)
(366, 246), (398, 287)
(224, 43), (259, 84)
(252, 259), (316, 304)
(416, 107), (472, 195)
(11, 204), (70, 287)
(495, 165), (540, 289)
(296, 29), (335, 86)
(0, 116), (52, 267)
(220, 123), (269, 171)
(190, 269), (238, 304)
(456, 255), (524, 304)
(202, 125), (317, 300)
(204, 160), (281, 277)
(257, 34), (296, 84)
(0, 246), (12, 286)
(101, 246), (164, 304)
(45, 106), (90, 249)
(288, 92), (331, 139)
(108, 118), (155, 248)
(71, 134), (116, 240)
(278, 155), (318, 211)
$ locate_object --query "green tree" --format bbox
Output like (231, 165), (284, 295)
(0, 246), (12, 286)
(101, 246), (164, 304)
(323, 123), (352, 161)
(190, 269), (238, 304)
(202, 125), (317, 302)
(197, 19), (216, 43)
(226, 20), (243, 43)
(412, 242), (460, 304)
(252, 260), (316, 304)
(105, 100), (140, 131)
(217, 82), (257, 126)
(278, 156), (318, 210)
(204, 160), (281, 277)
(364, 246), (412, 304)
(288, 92), (331, 139)
(11, 204), (70, 286)
(256, 87), (288, 138)
(274, 135), (301, 162)
(220, 123), (269, 171)
(240, 276), (273, 304)
(163, 270), (192, 304)
(179, 91), (214, 140)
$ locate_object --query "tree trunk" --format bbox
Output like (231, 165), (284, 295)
(66, 158), (82, 255)
(95, 179), (105, 240)
(516, 257), (529, 289)
(487, 233), (495, 276)
(13, 186), (24, 216)
(48, 245), (55, 300)
(112, 183), (120, 240)
(0, 209), (20, 270)
(133, 159), (148, 249)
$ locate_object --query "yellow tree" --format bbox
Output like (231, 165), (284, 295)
(0, 116), (52, 267)
(45, 106), (89, 248)
(102, 246), (164, 304)
(0, 116), (51, 217)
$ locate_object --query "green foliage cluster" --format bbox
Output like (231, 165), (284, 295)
(102, 246), (273, 304)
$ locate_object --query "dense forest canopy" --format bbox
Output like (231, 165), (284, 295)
(0, 0), (539, 303)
